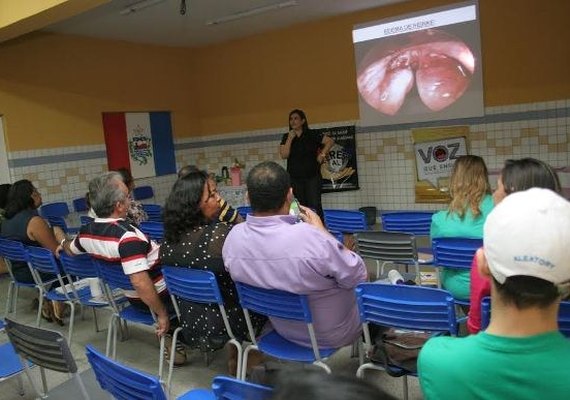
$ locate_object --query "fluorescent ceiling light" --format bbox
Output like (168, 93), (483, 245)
(120, 0), (165, 16)
(206, 1), (298, 26)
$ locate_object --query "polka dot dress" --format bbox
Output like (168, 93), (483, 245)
(160, 222), (267, 352)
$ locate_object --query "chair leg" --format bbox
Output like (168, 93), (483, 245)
(241, 346), (251, 380)
(36, 297), (44, 327)
(72, 372), (91, 400)
(313, 360), (331, 374)
(67, 302), (75, 346)
(92, 308), (100, 332)
(13, 285), (20, 316)
(105, 315), (116, 357)
(402, 375), (409, 400)
(5, 281), (14, 315)
(16, 374), (24, 396)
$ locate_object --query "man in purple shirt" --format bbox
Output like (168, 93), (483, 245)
(222, 161), (368, 348)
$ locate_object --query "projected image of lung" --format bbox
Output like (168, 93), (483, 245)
(357, 29), (475, 115)
(353, 2), (483, 126)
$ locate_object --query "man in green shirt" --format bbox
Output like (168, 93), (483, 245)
(419, 188), (570, 400)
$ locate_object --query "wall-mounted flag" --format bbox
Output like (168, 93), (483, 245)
(102, 111), (176, 179)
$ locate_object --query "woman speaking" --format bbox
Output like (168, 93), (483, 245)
(279, 109), (333, 221)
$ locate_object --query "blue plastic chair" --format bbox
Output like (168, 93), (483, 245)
(27, 246), (86, 343)
(40, 202), (79, 234)
(162, 267), (244, 384)
(354, 231), (421, 281)
(140, 221), (164, 242)
(0, 238), (41, 316)
(80, 215), (94, 225)
(72, 197), (88, 213)
(60, 252), (124, 333)
(480, 296), (570, 337)
(133, 185), (154, 201)
(142, 204), (163, 222)
(236, 206), (251, 220)
(235, 282), (338, 379)
(93, 259), (166, 377)
(355, 283), (457, 400)
(380, 211), (434, 236)
(323, 209), (368, 233)
(431, 237), (483, 306)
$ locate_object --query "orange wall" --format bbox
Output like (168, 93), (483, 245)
(0, 0), (568, 150)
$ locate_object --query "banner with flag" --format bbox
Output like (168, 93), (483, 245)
(102, 111), (176, 179)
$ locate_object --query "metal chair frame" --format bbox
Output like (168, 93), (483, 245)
(355, 283), (457, 400)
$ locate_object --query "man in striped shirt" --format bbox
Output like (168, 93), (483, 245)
(61, 171), (170, 336)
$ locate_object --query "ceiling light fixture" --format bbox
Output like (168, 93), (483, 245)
(120, 0), (166, 16)
(206, 0), (298, 26)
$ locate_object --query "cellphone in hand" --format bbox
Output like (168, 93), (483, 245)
(289, 198), (302, 220)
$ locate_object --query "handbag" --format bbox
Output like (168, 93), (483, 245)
(369, 328), (432, 376)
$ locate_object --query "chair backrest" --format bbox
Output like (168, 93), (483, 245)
(323, 209), (367, 233)
(431, 238), (483, 270)
(355, 283), (458, 335)
(5, 318), (78, 373)
(212, 375), (273, 400)
(359, 206), (378, 226)
(354, 231), (417, 263)
(162, 267), (223, 305)
(139, 221), (164, 242)
(0, 238), (29, 263)
(380, 211), (434, 236)
(80, 215), (94, 225)
(141, 205), (162, 222)
(45, 215), (69, 232)
(481, 296), (570, 337)
(236, 206), (252, 220)
(60, 253), (98, 279)
(86, 344), (167, 400)
(93, 260), (134, 291)
(72, 197), (88, 213)
(40, 202), (70, 218)
(133, 186), (154, 201)
(235, 282), (312, 323)
(26, 246), (61, 276)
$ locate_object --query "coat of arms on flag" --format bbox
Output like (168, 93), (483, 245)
(102, 111), (176, 179)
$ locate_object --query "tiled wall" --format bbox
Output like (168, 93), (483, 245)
(6, 99), (570, 217)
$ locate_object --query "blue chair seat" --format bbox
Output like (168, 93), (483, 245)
(258, 330), (337, 362)
(118, 305), (155, 325)
(0, 342), (26, 379)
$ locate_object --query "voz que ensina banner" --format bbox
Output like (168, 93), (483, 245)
(318, 125), (359, 193)
(102, 111), (177, 179)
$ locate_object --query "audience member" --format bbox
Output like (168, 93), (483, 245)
(178, 164), (243, 224)
(430, 155), (493, 300)
(160, 168), (265, 373)
(419, 188), (570, 399)
(1, 180), (67, 323)
(222, 161), (367, 348)
(468, 158), (562, 333)
(0, 183), (11, 226)
(60, 172), (172, 337)
(271, 370), (397, 400)
(116, 167), (148, 226)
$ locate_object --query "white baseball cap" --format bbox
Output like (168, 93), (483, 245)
(484, 188), (570, 285)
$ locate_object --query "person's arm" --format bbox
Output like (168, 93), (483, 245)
(279, 131), (296, 159)
(27, 216), (60, 253)
(129, 271), (169, 337)
(317, 134), (335, 164)
(218, 198), (243, 224)
(467, 250), (490, 334)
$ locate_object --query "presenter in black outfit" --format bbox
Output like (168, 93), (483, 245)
(279, 109), (334, 221)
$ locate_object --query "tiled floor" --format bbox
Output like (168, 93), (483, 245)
(0, 271), (423, 399)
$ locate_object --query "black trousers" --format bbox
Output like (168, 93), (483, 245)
(291, 174), (323, 221)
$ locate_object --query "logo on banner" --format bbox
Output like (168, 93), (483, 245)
(129, 125), (153, 166)
(414, 137), (466, 187)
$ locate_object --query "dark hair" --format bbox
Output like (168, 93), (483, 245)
(0, 183), (11, 210)
(88, 172), (127, 218)
(4, 180), (36, 218)
(493, 276), (560, 309)
(177, 164), (199, 179)
(501, 158), (561, 195)
(246, 161), (290, 213)
(271, 371), (396, 400)
(288, 109), (309, 132)
(163, 169), (210, 243)
(116, 167), (134, 190)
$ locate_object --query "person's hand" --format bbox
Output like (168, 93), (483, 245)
(156, 313), (170, 337)
(299, 206), (326, 230)
(288, 130), (297, 141)
(317, 152), (327, 164)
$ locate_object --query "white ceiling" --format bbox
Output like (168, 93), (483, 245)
(45, 0), (408, 48)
